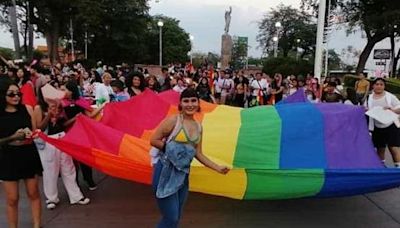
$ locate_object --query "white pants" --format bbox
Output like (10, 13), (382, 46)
(38, 132), (84, 204)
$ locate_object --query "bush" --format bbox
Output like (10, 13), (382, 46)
(0, 47), (15, 60)
(343, 75), (358, 87)
(386, 81), (400, 94)
(262, 57), (313, 76)
(344, 75), (400, 95)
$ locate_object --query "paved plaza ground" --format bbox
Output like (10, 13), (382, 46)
(1, 168), (400, 228)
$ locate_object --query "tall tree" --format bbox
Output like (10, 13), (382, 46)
(146, 15), (191, 65)
(0, 0), (35, 59)
(257, 4), (317, 58)
(341, 0), (400, 74)
(230, 37), (248, 70)
(302, 0), (400, 74)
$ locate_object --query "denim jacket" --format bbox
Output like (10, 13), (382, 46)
(156, 141), (196, 198)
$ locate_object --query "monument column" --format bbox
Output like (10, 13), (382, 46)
(221, 6), (233, 70)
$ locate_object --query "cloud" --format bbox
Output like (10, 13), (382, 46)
(149, 0), (300, 57)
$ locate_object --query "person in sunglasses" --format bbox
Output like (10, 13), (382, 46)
(0, 78), (43, 228)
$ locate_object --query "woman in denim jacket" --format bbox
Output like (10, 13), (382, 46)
(151, 88), (229, 228)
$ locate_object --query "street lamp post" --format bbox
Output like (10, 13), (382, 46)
(273, 36), (279, 58)
(274, 22), (282, 58)
(296, 39), (301, 61)
(84, 31), (88, 59)
(70, 17), (75, 61)
(84, 32), (95, 60)
(157, 20), (164, 66)
(189, 34), (194, 64)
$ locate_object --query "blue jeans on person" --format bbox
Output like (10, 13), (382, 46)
(152, 161), (189, 228)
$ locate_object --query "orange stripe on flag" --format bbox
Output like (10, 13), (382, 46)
(119, 135), (151, 165)
(93, 148), (152, 184)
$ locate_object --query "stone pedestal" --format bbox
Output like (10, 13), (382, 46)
(221, 34), (233, 70)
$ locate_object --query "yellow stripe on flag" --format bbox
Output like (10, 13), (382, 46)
(189, 167), (247, 199)
(201, 105), (241, 166)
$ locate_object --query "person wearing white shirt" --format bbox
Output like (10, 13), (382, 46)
(213, 71), (222, 103)
(217, 70), (234, 104)
(95, 72), (114, 104)
(250, 72), (269, 105)
(364, 78), (400, 167)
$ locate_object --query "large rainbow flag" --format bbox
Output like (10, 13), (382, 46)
(41, 90), (400, 200)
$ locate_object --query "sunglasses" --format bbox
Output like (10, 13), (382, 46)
(6, 92), (22, 98)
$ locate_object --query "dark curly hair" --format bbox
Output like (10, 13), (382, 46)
(126, 71), (145, 95)
(64, 80), (81, 100)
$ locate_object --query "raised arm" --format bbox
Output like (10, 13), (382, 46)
(195, 133), (229, 174)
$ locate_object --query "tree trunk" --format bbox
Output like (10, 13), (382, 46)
(23, 4), (28, 59)
(27, 1), (34, 60)
(390, 33), (395, 77)
(394, 47), (400, 78)
(9, 0), (20, 59)
(45, 18), (60, 65)
(356, 33), (387, 74)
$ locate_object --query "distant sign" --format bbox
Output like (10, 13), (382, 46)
(374, 49), (391, 59)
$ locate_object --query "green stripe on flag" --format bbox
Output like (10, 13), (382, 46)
(233, 106), (281, 169)
(244, 169), (324, 199)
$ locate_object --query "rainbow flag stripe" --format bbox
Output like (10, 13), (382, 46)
(41, 90), (400, 200)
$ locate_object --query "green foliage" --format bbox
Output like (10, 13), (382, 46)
(248, 57), (263, 67)
(75, 0), (151, 65)
(0, 46), (15, 60)
(191, 52), (220, 68)
(327, 49), (342, 70)
(148, 15), (191, 65)
(32, 49), (43, 60)
(262, 57), (313, 76)
(206, 52), (220, 67)
(257, 4), (316, 58)
(0, 1), (192, 65)
(343, 75), (359, 88)
(230, 37), (248, 70)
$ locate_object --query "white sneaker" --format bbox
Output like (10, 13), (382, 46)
(72, 197), (90, 205)
(46, 198), (60, 204)
(88, 185), (98, 191)
(46, 202), (57, 210)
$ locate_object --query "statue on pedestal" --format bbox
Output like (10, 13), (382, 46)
(221, 6), (233, 69)
(224, 6), (232, 34)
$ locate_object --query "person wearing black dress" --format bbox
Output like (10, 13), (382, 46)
(0, 78), (42, 228)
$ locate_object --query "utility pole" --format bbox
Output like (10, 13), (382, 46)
(314, 0), (327, 81)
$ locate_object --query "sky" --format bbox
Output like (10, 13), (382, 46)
(0, 0), (397, 71)
(149, 0), (301, 58)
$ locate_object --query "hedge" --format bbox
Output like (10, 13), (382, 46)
(343, 75), (400, 96)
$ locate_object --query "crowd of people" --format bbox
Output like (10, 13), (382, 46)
(0, 60), (399, 228)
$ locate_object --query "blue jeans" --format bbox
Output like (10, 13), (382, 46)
(152, 161), (189, 228)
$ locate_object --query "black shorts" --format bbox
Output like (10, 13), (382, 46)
(214, 92), (221, 99)
(372, 124), (400, 148)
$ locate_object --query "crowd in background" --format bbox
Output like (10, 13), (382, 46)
(1, 60), (366, 108)
(0, 59), (398, 228)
